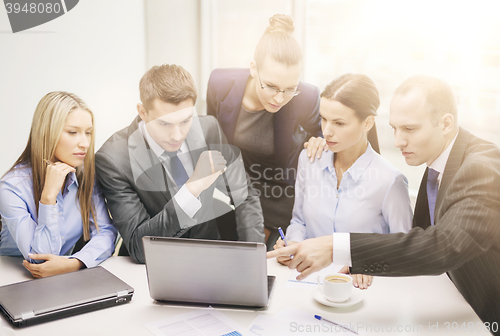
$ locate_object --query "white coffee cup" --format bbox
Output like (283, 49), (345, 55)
(318, 273), (352, 302)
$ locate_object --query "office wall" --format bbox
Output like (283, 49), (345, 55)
(0, 0), (146, 175)
(145, 0), (199, 80)
(144, 0), (202, 112)
(144, 0), (302, 114)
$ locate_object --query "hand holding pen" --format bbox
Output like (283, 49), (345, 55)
(278, 227), (288, 247)
(273, 227), (297, 266)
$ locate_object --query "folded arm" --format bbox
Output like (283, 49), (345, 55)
(0, 179), (63, 261)
(71, 183), (117, 268)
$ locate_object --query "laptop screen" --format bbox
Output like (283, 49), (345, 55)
(143, 237), (271, 307)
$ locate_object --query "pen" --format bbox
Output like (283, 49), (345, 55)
(277, 227), (294, 259)
(277, 227), (288, 246)
(314, 315), (358, 335)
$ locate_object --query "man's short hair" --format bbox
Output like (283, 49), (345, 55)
(139, 64), (197, 110)
(394, 75), (458, 125)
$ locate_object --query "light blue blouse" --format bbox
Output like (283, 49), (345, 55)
(0, 164), (117, 267)
(286, 145), (412, 242)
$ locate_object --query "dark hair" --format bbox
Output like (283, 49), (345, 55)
(254, 14), (302, 67)
(139, 64), (197, 110)
(394, 75), (457, 125)
(321, 74), (381, 154)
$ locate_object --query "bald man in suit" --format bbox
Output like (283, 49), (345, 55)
(268, 75), (500, 327)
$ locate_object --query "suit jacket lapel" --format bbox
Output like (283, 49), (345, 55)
(435, 128), (470, 215)
(127, 117), (169, 201)
(184, 116), (209, 166)
(218, 73), (248, 143)
(414, 128), (471, 228)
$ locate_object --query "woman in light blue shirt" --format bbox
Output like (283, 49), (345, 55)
(0, 91), (117, 278)
(276, 74), (412, 288)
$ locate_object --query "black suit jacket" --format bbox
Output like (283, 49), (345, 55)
(350, 128), (500, 326)
(95, 115), (264, 263)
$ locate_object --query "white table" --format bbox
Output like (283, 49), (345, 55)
(0, 256), (491, 335)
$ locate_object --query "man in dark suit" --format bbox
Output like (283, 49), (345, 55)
(96, 64), (264, 264)
(268, 75), (500, 327)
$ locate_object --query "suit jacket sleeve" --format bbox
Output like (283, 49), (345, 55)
(207, 117), (265, 243)
(297, 85), (322, 138)
(95, 149), (195, 264)
(206, 71), (219, 118)
(350, 156), (500, 276)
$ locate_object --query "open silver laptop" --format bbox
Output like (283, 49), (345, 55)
(0, 266), (134, 327)
(142, 236), (275, 308)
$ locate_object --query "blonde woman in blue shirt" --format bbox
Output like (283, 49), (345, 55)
(0, 92), (117, 278)
(275, 74), (412, 288)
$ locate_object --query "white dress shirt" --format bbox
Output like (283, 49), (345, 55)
(429, 133), (458, 187)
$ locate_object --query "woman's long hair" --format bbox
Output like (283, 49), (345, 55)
(5, 92), (97, 240)
(320, 74), (381, 154)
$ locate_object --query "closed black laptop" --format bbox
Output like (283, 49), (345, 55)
(0, 266), (133, 327)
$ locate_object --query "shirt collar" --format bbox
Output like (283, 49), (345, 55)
(320, 142), (376, 182)
(63, 171), (78, 192)
(428, 132), (459, 175)
(318, 150), (334, 171)
(344, 143), (376, 182)
(139, 120), (188, 159)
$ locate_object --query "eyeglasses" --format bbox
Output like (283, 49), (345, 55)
(256, 70), (301, 97)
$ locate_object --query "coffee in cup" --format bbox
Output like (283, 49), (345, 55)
(318, 273), (352, 302)
(325, 275), (350, 283)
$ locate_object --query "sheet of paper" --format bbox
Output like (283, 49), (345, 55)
(248, 308), (364, 336)
(275, 307), (318, 322)
(285, 264), (343, 289)
(144, 307), (248, 336)
(248, 314), (295, 336)
(276, 308), (365, 335)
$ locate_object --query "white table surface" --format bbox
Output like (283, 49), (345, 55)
(0, 256), (491, 335)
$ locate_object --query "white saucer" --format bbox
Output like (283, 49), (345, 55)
(312, 287), (363, 307)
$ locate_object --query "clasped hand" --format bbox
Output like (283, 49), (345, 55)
(23, 254), (84, 278)
(40, 161), (76, 205)
(186, 150), (226, 198)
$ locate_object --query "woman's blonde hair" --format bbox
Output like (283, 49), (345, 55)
(254, 14), (302, 67)
(6, 91), (97, 240)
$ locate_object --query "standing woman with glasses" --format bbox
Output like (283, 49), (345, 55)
(207, 14), (325, 249)
(0, 92), (117, 278)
